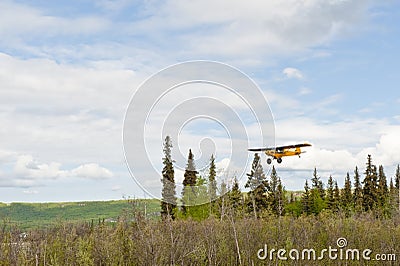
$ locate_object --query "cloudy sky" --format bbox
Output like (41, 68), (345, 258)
(0, 0), (399, 202)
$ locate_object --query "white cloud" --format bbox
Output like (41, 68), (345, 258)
(0, 53), (139, 166)
(0, 1), (110, 39)
(0, 152), (114, 187)
(283, 67), (304, 80)
(71, 163), (113, 180)
(0, 1), (374, 66)
(14, 155), (66, 180)
(139, 0), (371, 61)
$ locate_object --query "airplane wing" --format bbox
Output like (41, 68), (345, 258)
(248, 143), (311, 152)
(275, 143), (312, 150)
(248, 147), (275, 152)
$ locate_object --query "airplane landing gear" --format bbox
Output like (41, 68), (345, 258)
(267, 158), (272, 164)
(277, 158), (282, 164)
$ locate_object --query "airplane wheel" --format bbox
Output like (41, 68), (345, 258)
(267, 158), (272, 164)
(277, 158), (282, 164)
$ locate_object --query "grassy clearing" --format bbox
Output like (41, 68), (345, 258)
(0, 199), (160, 230)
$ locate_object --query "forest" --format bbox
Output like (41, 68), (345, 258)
(0, 136), (399, 265)
(161, 136), (400, 221)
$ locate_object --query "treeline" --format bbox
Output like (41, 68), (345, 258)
(161, 136), (400, 220)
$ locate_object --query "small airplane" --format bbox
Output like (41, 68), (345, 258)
(248, 143), (312, 164)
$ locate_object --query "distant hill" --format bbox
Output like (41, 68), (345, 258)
(0, 199), (160, 230)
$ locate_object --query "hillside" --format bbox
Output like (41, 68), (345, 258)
(0, 199), (160, 230)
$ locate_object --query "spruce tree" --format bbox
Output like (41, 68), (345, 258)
(181, 149), (198, 214)
(276, 177), (286, 216)
(208, 154), (217, 202)
(341, 172), (352, 212)
(353, 166), (363, 211)
(389, 178), (397, 212)
(301, 180), (311, 215)
(268, 166), (286, 216)
(245, 153), (268, 218)
(389, 178), (395, 194)
(377, 165), (388, 208)
(326, 175), (335, 210)
(310, 168), (325, 214)
(160, 136), (177, 219)
(362, 155), (378, 211)
(311, 168), (325, 199)
(333, 181), (340, 212)
(229, 177), (243, 215)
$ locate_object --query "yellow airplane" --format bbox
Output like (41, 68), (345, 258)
(248, 143), (312, 164)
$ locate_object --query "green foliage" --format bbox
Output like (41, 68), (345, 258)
(341, 172), (353, 214)
(228, 177), (244, 216)
(267, 166), (286, 216)
(161, 135), (177, 220)
(377, 165), (389, 209)
(181, 149), (198, 215)
(326, 175), (335, 210)
(181, 176), (210, 221)
(208, 154), (217, 202)
(245, 153), (268, 218)
(301, 180), (311, 215)
(1, 212), (399, 265)
(311, 167), (325, 200)
(309, 168), (326, 215)
(353, 166), (363, 212)
(362, 155), (378, 211)
(333, 181), (340, 212)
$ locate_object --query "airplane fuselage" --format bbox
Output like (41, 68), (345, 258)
(265, 147), (302, 159)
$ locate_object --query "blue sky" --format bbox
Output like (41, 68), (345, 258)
(0, 0), (399, 202)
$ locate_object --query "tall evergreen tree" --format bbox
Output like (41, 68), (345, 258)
(276, 177), (286, 216)
(268, 166), (286, 216)
(181, 149), (198, 214)
(389, 178), (397, 212)
(333, 181), (340, 212)
(362, 155), (378, 211)
(160, 136), (177, 219)
(353, 166), (363, 211)
(377, 165), (389, 208)
(301, 180), (311, 215)
(245, 153), (268, 218)
(229, 177), (243, 215)
(341, 172), (352, 213)
(389, 178), (395, 194)
(311, 167), (325, 199)
(310, 168), (325, 214)
(326, 175), (335, 210)
(208, 154), (217, 202)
